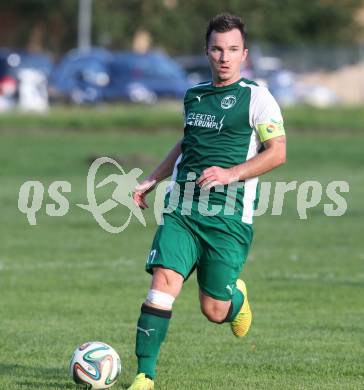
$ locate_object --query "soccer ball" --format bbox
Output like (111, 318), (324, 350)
(69, 341), (122, 389)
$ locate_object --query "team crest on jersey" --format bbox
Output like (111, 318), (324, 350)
(221, 95), (236, 109)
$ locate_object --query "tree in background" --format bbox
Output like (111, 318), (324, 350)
(0, 0), (362, 55)
(0, 0), (77, 55)
(94, 0), (364, 53)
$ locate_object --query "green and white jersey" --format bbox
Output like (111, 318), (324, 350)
(166, 77), (285, 224)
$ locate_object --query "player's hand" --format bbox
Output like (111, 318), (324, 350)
(197, 166), (239, 190)
(133, 178), (157, 209)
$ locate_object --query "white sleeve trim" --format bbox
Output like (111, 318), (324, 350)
(239, 81), (283, 129)
(166, 154), (182, 194)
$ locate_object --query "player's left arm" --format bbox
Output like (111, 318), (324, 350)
(197, 135), (286, 189)
(197, 86), (286, 190)
(231, 134), (286, 180)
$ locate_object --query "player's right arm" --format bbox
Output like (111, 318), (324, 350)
(133, 139), (182, 209)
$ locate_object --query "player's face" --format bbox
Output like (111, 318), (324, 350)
(206, 28), (248, 86)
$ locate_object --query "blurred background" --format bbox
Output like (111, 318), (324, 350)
(0, 0), (364, 111)
(0, 3), (363, 389)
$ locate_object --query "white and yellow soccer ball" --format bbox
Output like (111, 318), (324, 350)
(69, 341), (122, 389)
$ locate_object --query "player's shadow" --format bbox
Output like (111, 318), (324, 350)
(0, 363), (75, 389)
(1, 363), (129, 389)
(0, 363), (130, 390)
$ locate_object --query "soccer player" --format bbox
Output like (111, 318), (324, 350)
(128, 13), (286, 390)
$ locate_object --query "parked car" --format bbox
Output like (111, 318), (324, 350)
(104, 51), (189, 103)
(50, 49), (189, 104)
(252, 55), (300, 106)
(176, 54), (255, 86)
(175, 55), (211, 86)
(49, 48), (112, 104)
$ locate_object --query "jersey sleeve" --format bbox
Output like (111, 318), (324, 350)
(250, 86), (285, 142)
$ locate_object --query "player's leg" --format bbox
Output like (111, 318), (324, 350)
(136, 267), (183, 377)
(199, 281), (251, 337)
(128, 212), (199, 390)
(198, 257), (252, 337)
(197, 218), (253, 336)
(129, 267), (183, 390)
(199, 290), (239, 323)
(198, 270), (248, 327)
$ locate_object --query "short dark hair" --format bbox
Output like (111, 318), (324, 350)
(205, 13), (247, 48)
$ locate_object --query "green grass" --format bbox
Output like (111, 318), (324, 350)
(0, 103), (183, 131)
(0, 129), (363, 389)
(0, 103), (363, 133)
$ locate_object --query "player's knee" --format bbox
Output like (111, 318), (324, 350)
(151, 267), (183, 296)
(152, 267), (171, 287)
(200, 305), (227, 324)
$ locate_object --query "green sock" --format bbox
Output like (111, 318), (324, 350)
(135, 304), (172, 379)
(224, 288), (244, 322)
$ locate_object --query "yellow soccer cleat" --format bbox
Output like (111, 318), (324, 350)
(231, 279), (252, 337)
(127, 373), (155, 390)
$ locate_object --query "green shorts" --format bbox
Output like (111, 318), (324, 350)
(146, 211), (253, 301)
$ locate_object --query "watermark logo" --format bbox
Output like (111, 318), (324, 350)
(17, 157), (147, 234)
(17, 158), (350, 234)
(77, 157), (145, 233)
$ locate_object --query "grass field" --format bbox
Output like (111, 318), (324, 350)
(0, 103), (363, 133)
(0, 127), (363, 389)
